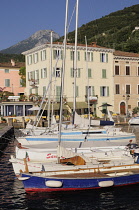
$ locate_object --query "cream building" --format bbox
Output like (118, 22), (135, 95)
(23, 42), (114, 117)
(114, 51), (139, 117)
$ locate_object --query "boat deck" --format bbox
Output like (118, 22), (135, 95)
(51, 172), (109, 178)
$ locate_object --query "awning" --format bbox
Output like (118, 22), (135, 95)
(42, 103), (68, 110)
(67, 102), (89, 109)
(28, 106), (40, 111)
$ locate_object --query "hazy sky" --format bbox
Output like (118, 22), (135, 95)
(0, 0), (139, 50)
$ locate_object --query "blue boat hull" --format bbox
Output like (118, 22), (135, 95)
(20, 173), (139, 193)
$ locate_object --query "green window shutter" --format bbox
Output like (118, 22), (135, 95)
(78, 51), (80, 61)
(43, 86), (46, 95)
(107, 87), (109, 96)
(28, 72), (30, 81)
(53, 67), (55, 77)
(61, 50), (63, 59)
(70, 68), (74, 77)
(76, 86), (79, 97)
(53, 50), (56, 59)
(92, 86), (95, 96)
(102, 69), (106, 78)
(70, 51), (73, 60)
(100, 86), (103, 96)
(5, 79), (10, 87)
(40, 51), (42, 61)
(36, 70), (39, 79)
(29, 88), (32, 94)
(45, 68), (47, 78)
(35, 88), (38, 95)
(78, 68), (81, 77)
(91, 52), (93, 61)
(56, 86), (61, 102)
(88, 69), (92, 78)
(106, 54), (108, 62)
(84, 52), (86, 61)
(85, 86), (88, 95)
(100, 53), (102, 62)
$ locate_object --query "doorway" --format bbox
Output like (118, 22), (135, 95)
(120, 102), (125, 115)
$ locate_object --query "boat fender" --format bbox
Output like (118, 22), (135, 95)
(98, 180), (114, 188)
(45, 180), (63, 188)
(18, 177), (30, 181)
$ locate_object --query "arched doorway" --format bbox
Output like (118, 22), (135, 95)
(120, 102), (126, 115)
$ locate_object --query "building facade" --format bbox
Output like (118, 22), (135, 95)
(0, 59), (25, 96)
(23, 42), (115, 117)
(113, 51), (139, 116)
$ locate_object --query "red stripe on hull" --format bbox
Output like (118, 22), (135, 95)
(25, 186), (100, 193)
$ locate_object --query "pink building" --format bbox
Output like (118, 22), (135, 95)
(0, 59), (25, 95)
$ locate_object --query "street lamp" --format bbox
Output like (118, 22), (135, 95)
(123, 94), (130, 117)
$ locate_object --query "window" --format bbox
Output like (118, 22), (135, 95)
(70, 51), (80, 61)
(40, 50), (46, 61)
(137, 67), (139, 76)
(100, 53), (108, 63)
(88, 69), (92, 78)
(115, 84), (120, 94)
(137, 85), (139, 94)
(20, 79), (23, 87)
(5, 69), (9, 73)
(35, 70), (39, 80)
(27, 55), (32, 65)
(56, 86), (61, 102)
(85, 86), (95, 96)
(15, 105), (23, 116)
(75, 86), (79, 97)
(53, 67), (61, 77)
(100, 86), (109, 96)
(33, 53), (38, 63)
(102, 69), (106, 78)
(53, 49), (63, 60)
(43, 86), (46, 95)
(85, 52), (93, 62)
(41, 68), (47, 78)
(126, 66), (130, 75)
(126, 85), (130, 94)
(115, 66), (119, 75)
(70, 68), (80, 78)
(5, 79), (10, 87)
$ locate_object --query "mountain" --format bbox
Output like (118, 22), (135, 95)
(0, 30), (60, 54)
(59, 4), (139, 53)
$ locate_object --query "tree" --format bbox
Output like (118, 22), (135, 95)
(19, 66), (26, 87)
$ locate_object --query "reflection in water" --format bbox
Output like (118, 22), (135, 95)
(1, 128), (139, 209)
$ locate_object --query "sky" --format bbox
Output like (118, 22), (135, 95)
(0, 0), (139, 51)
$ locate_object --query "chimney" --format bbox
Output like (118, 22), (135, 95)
(91, 42), (97, 47)
(11, 59), (15, 66)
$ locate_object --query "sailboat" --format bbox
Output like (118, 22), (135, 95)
(16, 0), (139, 193)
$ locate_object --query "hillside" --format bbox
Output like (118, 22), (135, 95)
(0, 30), (60, 54)
(59, 4), (139, 53)
(1, 4), (139, 57)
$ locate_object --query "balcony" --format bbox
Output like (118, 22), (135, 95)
(85, 95), (98, 104)
(29, 79), (39, 87)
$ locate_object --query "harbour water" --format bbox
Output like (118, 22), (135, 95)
(1, 126), (139, 210)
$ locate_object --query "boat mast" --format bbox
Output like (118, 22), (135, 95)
(73, 0), (79, 124)
(85, 36), (91, 128)
(47, 31), (53, 128)
(57, 0), (69, 163)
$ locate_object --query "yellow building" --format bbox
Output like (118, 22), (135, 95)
(22, 42), (115, 117)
